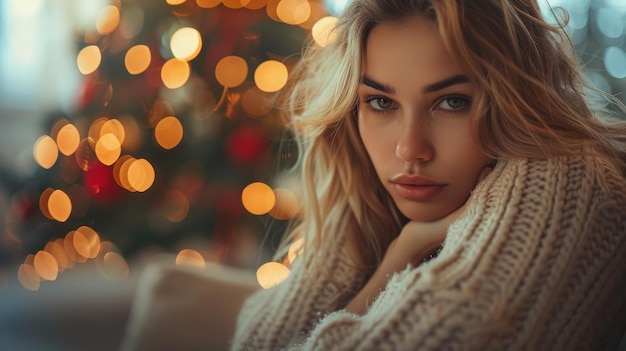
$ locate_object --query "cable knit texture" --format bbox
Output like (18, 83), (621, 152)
(231, 155), (626, 350)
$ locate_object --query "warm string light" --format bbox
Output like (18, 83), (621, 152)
(176, 249), (206, 268)
(170, 27), (202, 61)
(33, 116), (158, 211)
(16, 227), (129, 291)
(312, 16), (338, 47)
(241, 182), (300, 219)
(96, 5), (121, 35)
(256, 261), (290, 289)
(255, 237), (304, 288)
(76, 45), (102, 75)
(125, 45), (152, 75)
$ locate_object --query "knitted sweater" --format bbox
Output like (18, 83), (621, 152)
(231, 155), (626, 350)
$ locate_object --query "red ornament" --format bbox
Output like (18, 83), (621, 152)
(83, 160), (124, 205)
(226, 126), (269, 165)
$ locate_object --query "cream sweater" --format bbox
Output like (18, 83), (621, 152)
(231, 156), (626, 350)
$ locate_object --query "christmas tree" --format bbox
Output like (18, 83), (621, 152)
(7, 0), (336, 291)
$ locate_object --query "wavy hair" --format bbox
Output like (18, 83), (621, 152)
(275, 0), (626, 276)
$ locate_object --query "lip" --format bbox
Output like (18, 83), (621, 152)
(390, 174), (447, 201)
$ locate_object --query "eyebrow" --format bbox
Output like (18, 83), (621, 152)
(424, 75), (469, 93)
(361, 74), (469, 94)
(362, 76), (395, 94)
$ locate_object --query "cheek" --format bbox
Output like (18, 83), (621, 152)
(438, 128), (491, 186)
(358, 114), (377, 157)
(451, 145), (492, 191)
(358, 115), (395, 166)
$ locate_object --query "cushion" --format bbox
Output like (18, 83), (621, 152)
(119, 259), (259, 351)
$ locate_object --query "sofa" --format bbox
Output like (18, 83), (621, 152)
(0, 256), (259, 351)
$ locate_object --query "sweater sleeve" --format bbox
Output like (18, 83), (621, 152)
(230, 233), (369, 350)
(293, 157), (626, 351)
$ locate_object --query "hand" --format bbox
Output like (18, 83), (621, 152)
(344, 166), (493, 315)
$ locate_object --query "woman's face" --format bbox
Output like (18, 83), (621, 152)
(358, 16), (493, 222)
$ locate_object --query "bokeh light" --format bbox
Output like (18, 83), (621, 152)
(242, 182), (276, 215)
(77, 45), (102, 75)
(18, 263), (40, 291)
(215, 55), (248, 88)
(287, 237), (304, 264)
(73, 226), (101, 259)
(95, 133), (122, 166)
(596, 7), (623, 39)
(254, 60), (288, 93)
(127, 158), (156, 192)
(39, 188), (54, 220)
(277, 0), (311, 25)
(75, 138), (96, 171)
(88, 117), (109, 141)
(114, 155), (135, 191)
(45, 240), (71, 272)
(33, 135), (58, 169)
(100, 119), (126, 145)
(170, 27), (202, 61)
(176, 249), (206, 268)
(65, 231), (87, 264)
(33, 250), (59, 281)
(196, 0), (222, 8)
(161, 58), (191, 89)
(245, 0), (268, 10)
(95, 5), (121, 35)
(604, 46), (626, 79)
(268, 188), (299, 220)
(56, 123), (80, 156)
(155, 116), (184, 150)
(312, 16), (338, 47)
(125, 44), (152, 75)
(256, 261), (290, 289)
(223, 0), (251, 9)
(167, 0), (187, 5)
(48, 189), (72, 222)
(266, 0), (281, 21)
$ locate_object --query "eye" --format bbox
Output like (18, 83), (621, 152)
(435, 96), (470, 111)
(366, 96), (397, 111)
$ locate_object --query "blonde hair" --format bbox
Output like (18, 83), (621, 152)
(276, 0), (626, 276)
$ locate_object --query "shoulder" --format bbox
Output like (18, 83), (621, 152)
(476, 154), (626, 210)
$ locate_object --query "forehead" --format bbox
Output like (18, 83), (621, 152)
(363, 16), (465, 86)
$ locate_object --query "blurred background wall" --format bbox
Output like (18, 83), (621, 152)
(0, 0), (624, 293)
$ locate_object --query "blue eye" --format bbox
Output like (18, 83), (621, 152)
(366, 96), (397, 111)
(436, 96), (469, 111)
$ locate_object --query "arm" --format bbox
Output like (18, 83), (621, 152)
(344, 209), (459, 315)
(345, 167), (492, 315)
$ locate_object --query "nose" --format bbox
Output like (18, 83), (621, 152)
(395, 117), (433, 163)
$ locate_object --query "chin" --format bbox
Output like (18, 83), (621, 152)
(400, 209), (447, 222)
(398, 203), (460, 223)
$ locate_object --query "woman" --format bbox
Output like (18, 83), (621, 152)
(231, 0), (626, 350)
